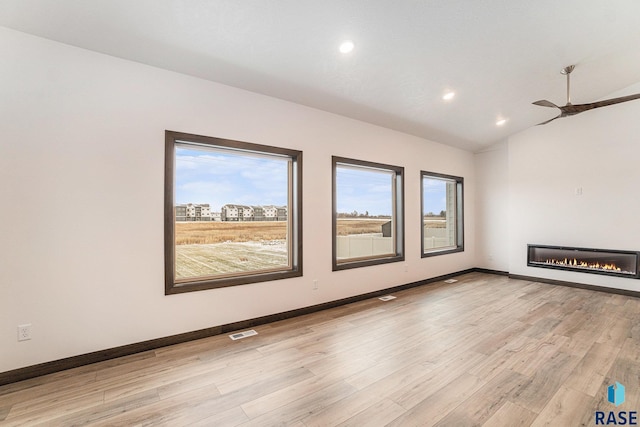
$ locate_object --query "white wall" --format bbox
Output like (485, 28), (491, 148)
(474, 141), (509, 272)
(0, 27), (476, 373)
(507, 83), (640, 292)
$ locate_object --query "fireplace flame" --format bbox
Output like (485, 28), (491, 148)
(545, 258), (621, 271)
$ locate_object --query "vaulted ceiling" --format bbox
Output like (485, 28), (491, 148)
(2, 1), (640, 151)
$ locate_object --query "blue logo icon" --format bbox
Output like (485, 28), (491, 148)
(608, 382), (625, 407)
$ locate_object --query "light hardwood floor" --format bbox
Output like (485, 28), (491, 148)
(1, 272), (639, 426)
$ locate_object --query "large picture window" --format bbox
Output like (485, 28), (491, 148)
(421, 171), (463, 257)
(165, 131), (302, 294)
(332, 156), (404, 271)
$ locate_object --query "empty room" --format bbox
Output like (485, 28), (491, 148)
(1, 1), (640, 426)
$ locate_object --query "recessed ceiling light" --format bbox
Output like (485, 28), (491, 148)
(496, 118), (507, 126)
(442, 91), (455, 101)
(339, 40), (355, 54)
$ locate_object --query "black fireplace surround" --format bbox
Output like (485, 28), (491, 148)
(527, 244), (640, 279)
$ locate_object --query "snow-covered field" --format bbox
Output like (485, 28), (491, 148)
(175, 240), (288, 279)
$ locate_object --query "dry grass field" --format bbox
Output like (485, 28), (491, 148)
(176, 219), (391, 245)
(424, 218), (446, 228)
(175, 218), (446, 247)
(335, 219), (390, 236)
(176, 221), (287, 245)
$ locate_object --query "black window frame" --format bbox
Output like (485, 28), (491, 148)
(164, 130), (302, 295)
(420, 170), (464, 257)
(332, 156), (405, 271)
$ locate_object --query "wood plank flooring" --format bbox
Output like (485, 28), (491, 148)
(1, 272), (639, 426)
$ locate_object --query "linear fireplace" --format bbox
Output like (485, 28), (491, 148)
(527, 244), (640, 279)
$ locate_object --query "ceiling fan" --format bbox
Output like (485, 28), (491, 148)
(533, 65), (640, 125)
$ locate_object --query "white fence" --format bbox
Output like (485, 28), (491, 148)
(423, 228), (451, 250)
(336, 234), (393, 259)
(423, 237), (451, 250)
(336, 229), (453, 258)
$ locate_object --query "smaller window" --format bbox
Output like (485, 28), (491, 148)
(421, 171), (463, 257)
(332, 156), (404, 271)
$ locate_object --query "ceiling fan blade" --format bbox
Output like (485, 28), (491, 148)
(533, 100), (559, 108)
(558, 93), (640, 115)
(536, 114), (562, 125)
(581, 93), (640, 110)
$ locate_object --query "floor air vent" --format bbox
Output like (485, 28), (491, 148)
(378, 295), (396, 301)
(229, 329), (258, 340)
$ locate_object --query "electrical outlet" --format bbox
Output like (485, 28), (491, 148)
(404, 263), (409, 272)
(313, 279), (318, 290)
(18, 324), (31, 341)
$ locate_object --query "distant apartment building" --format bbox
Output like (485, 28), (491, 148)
(242, 206), (254, 221)
(221, 204), (287, 221)
(175, 205), (187, 221)
(221, 204), (242, 221)
(263, 205), (277, 220)
(178, 203), (287, 222)
(175, 203), (212, 221)
(252, 206), (264, 221)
